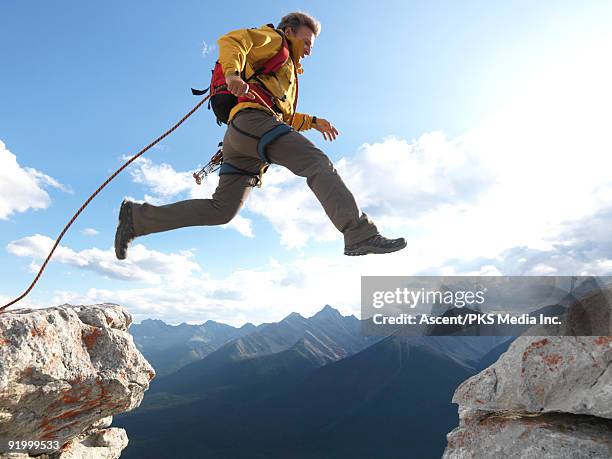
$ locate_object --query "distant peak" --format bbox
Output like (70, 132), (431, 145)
(282, 311), (305, 322)
(137, 318), (167, 327)
(313, 305), (342, 319)
(203, 320), (226, 328)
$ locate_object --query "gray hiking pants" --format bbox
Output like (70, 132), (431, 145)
(131, 108), (378, 247)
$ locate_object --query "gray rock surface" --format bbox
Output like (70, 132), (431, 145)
(445, 411), (612, 459)
(443, 336), (612, 458)
(0, 304), (154, 457)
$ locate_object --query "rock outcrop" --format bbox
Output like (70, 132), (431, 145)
(443, 336), (612, 458)
(0, 304), (155, 458)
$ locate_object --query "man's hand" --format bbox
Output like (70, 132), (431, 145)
(225, 74), (255, 99)
(313, 118), (339, 141)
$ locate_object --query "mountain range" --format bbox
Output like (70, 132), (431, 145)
(129, 315), (258, 376)
(116, 305), (514, 458)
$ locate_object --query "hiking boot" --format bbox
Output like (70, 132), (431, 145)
(114, 200), (135, 260)
(344, 234), (407, 256)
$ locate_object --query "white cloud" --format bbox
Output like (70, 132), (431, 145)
(23, 167), (72, 194)
(527, 264), (558, 275)
(239, 130), (496, 249)
(121, 132), (493, 250)
(0, 293), (44, 311)
(245, 167), (337, 248)
(221, 214), (254, 238)
(6, 234), (201, 285)
(46, 253), (375, 325)
(0, 140), (69, 220)
(81, 228), (99, 236)
(339, 133), (492, 215)
(124, 195), (145, 204)
(9, 196), (612, 325)
(124, 156), (253, 238)
(128, 157), (193, 199)
(201, 40), (216, 58)
(41, 230), (612, 326)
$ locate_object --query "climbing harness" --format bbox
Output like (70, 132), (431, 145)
(192, 141), (269, 188)
(218, 121), (294, 187)
(192, 120), (294, 189)
(257, 124), (293, 163)
(219, 161), (269, 188)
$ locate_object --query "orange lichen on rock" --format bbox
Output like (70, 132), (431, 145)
(522, 338), (550, 362)
(30, 322), (47, 337)
(543, 353), (563, 369)
(61, 382), (93, 404)
(40, 418), (81, 440)
(82, 327), (104, 350)
(40, 379), (124, 439)
(594, 336), (612, 346)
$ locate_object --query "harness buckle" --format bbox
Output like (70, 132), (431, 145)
(256, 164), (269, 188)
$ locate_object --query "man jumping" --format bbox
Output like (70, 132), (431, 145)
(115, 12), (406, 259)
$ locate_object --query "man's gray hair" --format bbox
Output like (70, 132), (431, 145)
(277, 12), (321, 36)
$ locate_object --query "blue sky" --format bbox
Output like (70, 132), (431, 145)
(2, 1), (612, 325)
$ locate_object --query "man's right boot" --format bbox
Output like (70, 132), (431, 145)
(344, 233), (407, 256)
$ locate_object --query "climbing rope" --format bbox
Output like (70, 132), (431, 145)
(0, 96), (210, 313)
(0, 89), (282, 313)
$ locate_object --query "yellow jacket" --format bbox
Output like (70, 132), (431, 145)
(216, 24), (315, 131)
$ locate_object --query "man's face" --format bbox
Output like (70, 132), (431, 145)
(287, 25), (316, 58)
